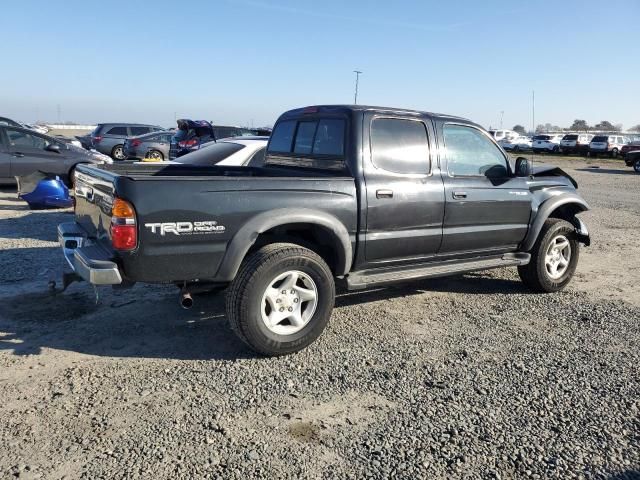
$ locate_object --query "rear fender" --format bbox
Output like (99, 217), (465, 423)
(215, 209), (353, 281)
(521, 195), (590, 251)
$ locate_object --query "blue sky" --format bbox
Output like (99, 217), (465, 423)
(2, 0), (638, 130)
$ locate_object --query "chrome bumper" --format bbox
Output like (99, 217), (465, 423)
(58, 222), (122, 285)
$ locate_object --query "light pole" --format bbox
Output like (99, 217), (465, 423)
(353, 70), (362, 105)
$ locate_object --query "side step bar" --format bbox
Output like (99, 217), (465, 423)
(345, 253), (530, 290)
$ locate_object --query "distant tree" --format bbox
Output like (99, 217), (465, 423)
(512, 125), (526, 135)
(569, 119), (590, 132)
(629, 124), (640, 132)
(593, 120), (618, 131)
(535, 124), (546, 133)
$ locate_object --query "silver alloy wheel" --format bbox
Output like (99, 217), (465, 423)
(545, 234), (571, 280)
(113, 145), (125, 160)
(260, 270), (318, 335)
(634, 160), (640, 173)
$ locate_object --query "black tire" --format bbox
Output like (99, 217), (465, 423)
(552, 146), (559, 153)
(611, 148), (618, 158)
(634, 159), (640, 173)
(225, 243), (335, 356)
(111, 144), (126, 161)
(518, 218), (580, 293)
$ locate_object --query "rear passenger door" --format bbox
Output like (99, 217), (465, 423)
(438, 123), (531, 256)
(363, 115), (445, 265)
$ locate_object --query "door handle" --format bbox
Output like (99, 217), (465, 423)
(452, 191), (467, 199)
(12, 152), (25, 158)
(376, 189), (393, 199)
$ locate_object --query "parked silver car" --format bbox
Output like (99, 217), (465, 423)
(90, 123), (164, 160)
(123, 131), (173, 161)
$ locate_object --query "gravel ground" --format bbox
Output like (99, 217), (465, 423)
(0, 157), (638, 480)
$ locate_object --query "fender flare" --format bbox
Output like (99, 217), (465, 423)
(215, 208), (353, 281)
(521, 194), (590, 252)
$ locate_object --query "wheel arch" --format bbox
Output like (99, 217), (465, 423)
(215, 209), (353, 281)
(522, 195), (590, 251)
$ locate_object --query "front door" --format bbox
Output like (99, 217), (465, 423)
(4, 128), (67, 178)
(363, 115), (445, 266)
(438, 123), (532, 256)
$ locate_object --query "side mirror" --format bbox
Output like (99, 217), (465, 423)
(515, 157), (531, 177)
(45, 144), (61, 153)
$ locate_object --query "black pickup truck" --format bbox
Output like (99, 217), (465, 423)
(58, 105), (590, 356)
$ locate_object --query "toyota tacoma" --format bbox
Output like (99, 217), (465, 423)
(58, 105), (590, 356)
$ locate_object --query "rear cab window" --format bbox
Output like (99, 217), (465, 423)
(266, 115), (347, 171)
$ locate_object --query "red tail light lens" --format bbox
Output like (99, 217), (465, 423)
(178, 139), (198, 148)
(111, 198), (137, 251)
(93, 136), (103, 144)
(131, 139), (142, 147)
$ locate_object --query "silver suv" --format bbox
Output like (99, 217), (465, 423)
(91, 123), (163, 160)
(589, 135), (628, 158)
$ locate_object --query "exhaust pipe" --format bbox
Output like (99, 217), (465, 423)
(180, 292), (193, 309)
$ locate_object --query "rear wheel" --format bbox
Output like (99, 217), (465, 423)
(611, 148), (618, 158)
(145, 150), (164, 162)
(518, 218), (579, 293)
(634, 159), (640, 173)
(226, 243), (335, 356)
(111, 144), (126, 161)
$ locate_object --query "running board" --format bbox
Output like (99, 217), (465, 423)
(345, 253), (530, 290)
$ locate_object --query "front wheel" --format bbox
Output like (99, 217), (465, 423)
(518, 218), (580, 293)
(611, 148), (618, 158)
(225, 243), (335, 356)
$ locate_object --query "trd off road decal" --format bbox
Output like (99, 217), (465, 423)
(145, 221), (225, 236)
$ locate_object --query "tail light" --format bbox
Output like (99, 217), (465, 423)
(178, 139), (198, 148)
(93, 135), (103, 144)
(111, 198), (137, 251)
(131, 139), (142, 147)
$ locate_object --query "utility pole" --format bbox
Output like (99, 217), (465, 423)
(353, 70), (362, 105)
(532, 90), (535, 134)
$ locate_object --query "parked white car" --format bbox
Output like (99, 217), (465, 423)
(488, 129), (518, 142)
(499, 136), (532, 152)
(532, 134), (563, 153)
(136, 138), (268, 167)
(588, 135), (629, 158)
(560, 134), (593, 155)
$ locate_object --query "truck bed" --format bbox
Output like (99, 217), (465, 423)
(72, 163), (358, 284)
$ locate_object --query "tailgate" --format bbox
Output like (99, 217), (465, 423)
(73, 166), (118, 245)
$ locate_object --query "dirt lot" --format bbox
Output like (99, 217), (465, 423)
(0, 157), (638, 479)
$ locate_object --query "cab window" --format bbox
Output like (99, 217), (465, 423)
(444, 125), (508, 177)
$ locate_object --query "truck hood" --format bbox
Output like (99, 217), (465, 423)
(530, 163), (578, 188)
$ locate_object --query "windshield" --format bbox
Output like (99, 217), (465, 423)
(563, 135), (578, 140)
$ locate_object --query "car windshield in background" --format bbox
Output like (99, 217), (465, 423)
(268, 118), (345, 156)
(592, 136), (608, 142)
(177, 142), (245, 165)
(534, 135), (551, 141)
(563, 135), (578, 140)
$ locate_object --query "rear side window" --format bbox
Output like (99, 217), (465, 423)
(370, 118), (430, 174)
(106, 126), (128, 135)
(130, 126), (150, 136)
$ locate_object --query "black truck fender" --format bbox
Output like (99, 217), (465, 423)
(521, 194), (590, 252)
(214, 208), (354, 282)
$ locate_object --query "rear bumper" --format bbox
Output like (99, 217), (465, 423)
(58, 222), (122, 285)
